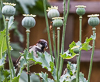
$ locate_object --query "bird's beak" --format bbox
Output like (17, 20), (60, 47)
(45, 44), (48, 49)
(46, 46), (48, 49)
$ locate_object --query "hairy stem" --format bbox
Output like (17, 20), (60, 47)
(88, 28), (96, 82)
(76, 16), (82, 82)
(26, 29), (30, 82)
(56, 27), (60, 82)
(5, 19), (15, 81)
(52, 27), (57, 65)
(59, 0), (70, 78)
(43, 0), (53, 61)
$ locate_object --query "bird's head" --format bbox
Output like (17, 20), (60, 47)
(36, 39), (48, 51)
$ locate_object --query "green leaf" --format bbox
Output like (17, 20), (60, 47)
(17, 0), (37, 14)
(60, 62), (88, 82)
(61, 41), (78, 59)
(19, 71), (40, 82)
(16, 0), (50, 16)
(11, 43), (23, 58)
(15, 29), (24, 42)
(8, 16), (14, 29)
(0, 69), (10, 82)
(90, 33), (96, 40)
(0, 29), (7, 58)
(9, 21), (18, 30)
(61, 35), (94, 59)
(69, 41), (76, 48)
(67, 62), (77, 76)
(80, 37), (93, 51)
(61, 50), (77, 59)
(37, 72), (54, 82)
(60, 62), (77, 82)
(76, 41), (82, 47)
(79, 72), (88, 82)
(11, 43), (23, 51)
(27, 51), (56, 80)
(0, 54), (6, 67)
(12, 76), (20, 82)
(17, 58), (27, 76)
(29, 51), (54, 72)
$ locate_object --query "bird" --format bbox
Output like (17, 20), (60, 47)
(15, 39), (48, 76)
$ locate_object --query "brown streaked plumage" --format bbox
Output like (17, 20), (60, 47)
(15, 39), (48, 76)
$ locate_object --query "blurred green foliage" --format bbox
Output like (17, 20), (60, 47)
(0, 0), (50, 58)
(1, 0), (50, 16)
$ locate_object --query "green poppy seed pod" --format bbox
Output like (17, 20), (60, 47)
(2, 3), (16, 17)
(88, 14), (100, 27)
(73, 48), (79, 54)
(71, 46), (80, 54)
(22, 14), (36, 29)
(47, 6), (60, 19)
(75, 5), (86, 16)
(52, 17), (63, 27)
(48, 9), (60, 19)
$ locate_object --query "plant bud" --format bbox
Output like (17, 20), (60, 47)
(71, 46), (80, 54)
(2, 2), (16, 17)
(47, 6), (60, 19)
(52, 17), (63, 27)
(22, 14), (36, 29)
(88, 14), (99, 27)
(75, 5), (86, 16)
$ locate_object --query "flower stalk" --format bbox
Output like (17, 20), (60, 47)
(43, 0), (53, 61)
(59, 0), (70, 78)
(76, 16), (82, 82)
(75, 5), (86, 82)
(5, 18), (15, 81)
(87, 14), (99, 82)
(56, 27), (60, 82)
(52, 27), (57, 64)
(26, 29), (30, 82)
(88, 27), (96, 82)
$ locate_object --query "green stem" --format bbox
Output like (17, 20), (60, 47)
(88, 28), (96, 82)
(52, 27), (57, 65)
(5, 20), (12, 81)
(56, 27), (60, 82)
(63, 0), (66, 17)
(0, 67), (2, 82)
(1, 1), (6, 30)
(26, 29), (30, 82)
(59, 0), (70, 78)
(43, 0), (53, 61)
(76, 16), (82, 82)
(6, 18), (16, 77)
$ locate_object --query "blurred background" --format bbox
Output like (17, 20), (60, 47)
(0, 0), (100, 82)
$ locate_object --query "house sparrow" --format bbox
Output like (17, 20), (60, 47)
(15, 39), (48, 76)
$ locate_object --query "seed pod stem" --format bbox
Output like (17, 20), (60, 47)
(88, 27), (96, 82)
(52, 27), (57, 65)
(56, 27), (60, 82)
(76, 16), (82, 82)
(5, 18), (16, 81)
(26, 29), (30, 82)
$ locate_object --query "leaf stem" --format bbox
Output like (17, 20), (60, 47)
(56, 27), (60, 82)
(88, 27), (96, 82)
(59, 0), (70, 78)
(52, 27), (57, 65)
(76, 16), (82, 82)
(43, 0), (53, 61)
(26, 29), (30, 82)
